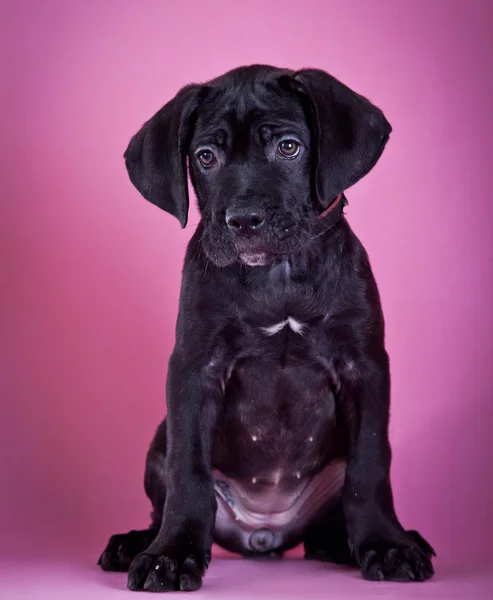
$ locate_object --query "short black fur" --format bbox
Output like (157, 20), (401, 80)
(99, 65), (435, 592)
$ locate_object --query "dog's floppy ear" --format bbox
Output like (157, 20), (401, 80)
(292, 69), (392, 207)
(124, 84), (204, 228)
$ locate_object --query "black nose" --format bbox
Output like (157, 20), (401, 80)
(226, 206), (265, 236)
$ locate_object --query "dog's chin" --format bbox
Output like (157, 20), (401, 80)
(202, 235), (272, 268)
(204, 250), (270, 268)
(239, 253), (269, 267)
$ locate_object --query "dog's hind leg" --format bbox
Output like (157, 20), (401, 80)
(303, 501), (435, 571)
(98, 419), (168, 572)
(303, 501), (356, 566)
(98, 528), (159, 572)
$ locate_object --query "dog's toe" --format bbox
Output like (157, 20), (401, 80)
(128, 553), (157, 591)
(98, 534), (129, 572)
(359, 537), (434, 582)
(127, 549), (209, 592)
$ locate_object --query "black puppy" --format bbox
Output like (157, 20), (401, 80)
(99, 65), (435, 592)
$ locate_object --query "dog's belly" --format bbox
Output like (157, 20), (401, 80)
(212, 459), (347, 554)
(211, 338), (348, 554)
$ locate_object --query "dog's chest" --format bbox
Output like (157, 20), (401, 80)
(260, 315), (306, 336)
(213, 309), (341, 475)
(244, 299), (332, 368)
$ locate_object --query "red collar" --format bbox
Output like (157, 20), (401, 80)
(318, 193), (348, 226)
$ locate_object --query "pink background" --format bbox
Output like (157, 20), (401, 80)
(1, 0), (493, 597)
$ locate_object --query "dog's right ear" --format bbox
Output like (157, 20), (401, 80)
(124, 84), (204, 228)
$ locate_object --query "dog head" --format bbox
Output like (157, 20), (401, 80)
(124, 65), (391, 267)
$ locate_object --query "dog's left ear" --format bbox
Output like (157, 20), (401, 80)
(292, 69), (392, 207)
(124, 84), (205, 228)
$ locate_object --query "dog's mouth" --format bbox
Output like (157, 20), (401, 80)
(201, 219), (315, 268)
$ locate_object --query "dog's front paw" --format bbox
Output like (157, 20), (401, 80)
(127, 545), (211, 592)
(357, 531), (435, 582)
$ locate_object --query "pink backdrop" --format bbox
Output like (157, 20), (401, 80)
(2, 0), (493, 581)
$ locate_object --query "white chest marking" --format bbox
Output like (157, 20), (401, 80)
(261, 317), (306, 336)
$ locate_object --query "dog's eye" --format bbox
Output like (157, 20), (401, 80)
(197, 150), (218, 168)
(277, 140), (301, 159)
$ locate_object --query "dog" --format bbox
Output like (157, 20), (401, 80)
(98, 65), (435, 592)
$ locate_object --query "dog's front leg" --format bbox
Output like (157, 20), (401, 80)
(342, 349), (435, 581)
(127, 352), (219, 593)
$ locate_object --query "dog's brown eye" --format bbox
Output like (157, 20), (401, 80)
(197, 150), (217, 168)
(277, 140), (301, 159)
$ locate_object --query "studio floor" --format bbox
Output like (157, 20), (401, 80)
(1, 555), (492, 599)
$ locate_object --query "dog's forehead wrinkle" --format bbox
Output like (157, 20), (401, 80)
(194, 85), (306, 139)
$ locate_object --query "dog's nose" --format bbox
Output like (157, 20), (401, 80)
(225, 206), (265, 235)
